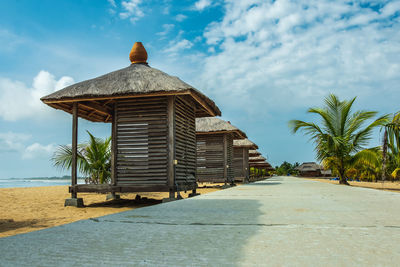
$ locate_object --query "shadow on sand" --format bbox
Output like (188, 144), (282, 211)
(86, 198), (162, 208)
(0, 219), (51, 234)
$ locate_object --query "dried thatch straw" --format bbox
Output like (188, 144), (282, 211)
(41, 63), (220, 117)
(196, 117), (246, 139)
(295, 162), (321, 172)
(233, 138), (258, 149)
(249, 150), (261, 156)
(249, 156), (266, 162)
(250, 161), (274, 170)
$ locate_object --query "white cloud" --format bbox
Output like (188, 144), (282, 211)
(194, 0), (212, 11)
(157, 24), (175, 37)
(175, 14), (188, 22)
(120, 0), (144, 23)
(0, 132), (31, 152)
(0, 29), (25, 52)
(0, 132), (56, 159)
(107, 0), (116, 8)
(381, 1), (400, 17)
(0, 71), (74, 121)
(22, 143), (57, 159)
(164, 39), (194, 55)
(199, 1), (400, 116)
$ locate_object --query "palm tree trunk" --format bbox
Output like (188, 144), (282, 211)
(338, 160), (349, 185)
(382, 128), (388, 182)
(339, 172), (349, 185)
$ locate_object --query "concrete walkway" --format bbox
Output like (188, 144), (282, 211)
(1, 176), (400, 266)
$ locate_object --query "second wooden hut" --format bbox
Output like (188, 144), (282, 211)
(196, 118), (246, 184)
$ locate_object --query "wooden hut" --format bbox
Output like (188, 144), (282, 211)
(41, 42), (221, 206)
(232, 139), (258, 182)
(295, 162), (331, 177)
(249, 161), (274, 181)
(196, 118), (246, 184)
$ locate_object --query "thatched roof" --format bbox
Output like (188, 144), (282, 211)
(295, 162), (321, 172)
(249, 161), (274, 170)
(233, 139), (258, 149)
(249, 150), (261, 157)
(249, 156), (266, 162)
(41, 53), (221, 122)
(196, 117), (246, 139)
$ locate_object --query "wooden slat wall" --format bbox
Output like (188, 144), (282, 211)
(233, 147), (249, 181)
(196, 134), (224, 182)
(226, 134), (234, 182)
(196, 133), (234, 183)
(115, 97), (168, 186)
(233, 147), (245, 179)
(244, 148), (249, 179)
(174, 96), (197, 190)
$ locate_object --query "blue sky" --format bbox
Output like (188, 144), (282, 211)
(0, 0), (399, 178)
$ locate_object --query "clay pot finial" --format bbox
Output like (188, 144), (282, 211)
(129, 42), (148, 64)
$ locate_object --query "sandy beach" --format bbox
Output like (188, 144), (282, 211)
(306, 178), (400, 192)
(0, 185), (220, 238)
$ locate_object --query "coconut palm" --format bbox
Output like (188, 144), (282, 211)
(352, 148), (382, 181)
(382, 112), (400, 180)
(52, 131), (112, 184)
(289, 94), (388, 185)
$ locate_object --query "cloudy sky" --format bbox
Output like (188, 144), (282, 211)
(0, 0), (399, 178)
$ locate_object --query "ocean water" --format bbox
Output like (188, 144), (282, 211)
(0, 177), (85, 188)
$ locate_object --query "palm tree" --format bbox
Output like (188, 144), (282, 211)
(289, 94), (388, 185)
(352, 148), (382, 182)
(382, 112), (400, 181)
(52, 131), (112, 184)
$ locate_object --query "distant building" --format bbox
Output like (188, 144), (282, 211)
(296, 162), (332, 177)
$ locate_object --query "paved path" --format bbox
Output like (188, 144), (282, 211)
(1, 176), (400, 266)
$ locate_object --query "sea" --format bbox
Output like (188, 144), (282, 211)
(0, 177), (85, 188)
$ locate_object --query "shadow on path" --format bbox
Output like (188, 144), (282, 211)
(1, 198), (263, 267)
(246, 181), (281, 186)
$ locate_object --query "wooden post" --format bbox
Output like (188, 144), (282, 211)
(111, 104), (117, 186)
(243, 148), (248, 182)
(167, 96), (176, 198)
(71, 102), (78, 198)
(223, 134), (228, 184)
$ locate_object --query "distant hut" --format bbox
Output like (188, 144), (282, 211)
(41, 42), (221, 206)
(296, 162), (321, 177)
(196, 118), (246, 184)
(249, 149), (261, 157)
(321, 169), (332, 177)
(232, 139), (258, 182)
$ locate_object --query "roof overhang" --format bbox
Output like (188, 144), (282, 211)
(42, 90), (219, 122)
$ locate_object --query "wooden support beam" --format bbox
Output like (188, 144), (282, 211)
(223, 134), (228, 184)
(243, 148), (247, 180)
(190, 91), (216, 117)
(80, 101), (112, 115)
(167, 96), (176, 198)
(71, 102), (78, 198)
(111, 105), (117, 186)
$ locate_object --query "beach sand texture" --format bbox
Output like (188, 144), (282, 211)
(0, 185), (220, 238)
